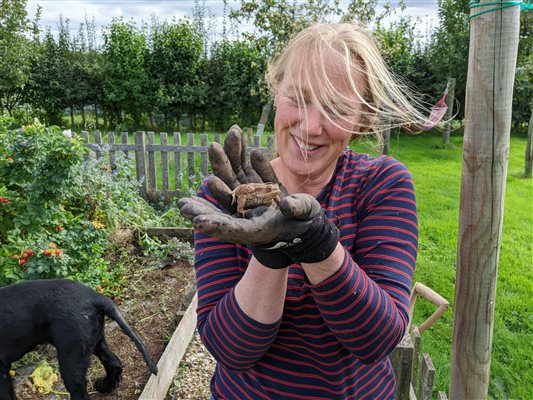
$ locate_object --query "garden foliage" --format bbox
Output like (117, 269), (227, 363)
(0, 117), (164, 287)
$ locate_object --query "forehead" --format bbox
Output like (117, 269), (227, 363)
(280, 53), (364, 100)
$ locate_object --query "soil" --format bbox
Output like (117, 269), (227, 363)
(11, 230), (215, 400)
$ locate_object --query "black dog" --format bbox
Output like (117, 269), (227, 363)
(0, 279), (158, 400)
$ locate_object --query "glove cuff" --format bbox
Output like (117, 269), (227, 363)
(262, 212), (339, 264)
(250, 245), (293, 269)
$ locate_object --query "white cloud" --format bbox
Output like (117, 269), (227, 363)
(26, 0), (439, 43)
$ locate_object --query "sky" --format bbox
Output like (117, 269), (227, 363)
(25, 0), (440, 44)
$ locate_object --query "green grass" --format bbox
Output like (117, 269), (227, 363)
(352, 131), (532, 399)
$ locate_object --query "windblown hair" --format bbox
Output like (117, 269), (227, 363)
(266, 22), (432, 143)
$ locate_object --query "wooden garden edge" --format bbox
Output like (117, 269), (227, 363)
(139, 292), (198, 399)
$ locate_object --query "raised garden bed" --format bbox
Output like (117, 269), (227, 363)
(11, 231), (203, 400)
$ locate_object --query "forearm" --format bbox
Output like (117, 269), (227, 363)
(234, 257), (288, 324)
(302, 242), (345, 285)
(195, 238), (287, 371)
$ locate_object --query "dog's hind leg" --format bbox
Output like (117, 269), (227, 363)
(55, 342), (92, 400)
(92, 337), (123, 393)
(0, 364), (16, 400)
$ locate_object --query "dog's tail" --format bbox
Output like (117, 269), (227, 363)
(99, 296), (158, 375)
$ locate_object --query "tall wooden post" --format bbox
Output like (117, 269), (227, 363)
(443, 78), (456, 145)
(256, 103), (271, 139)
(449, 2), (521, 399)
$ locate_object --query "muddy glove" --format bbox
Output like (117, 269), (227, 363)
(178, 190), (340, 269)
(204, 124), (292, 268)
(207, 124), (288, 214)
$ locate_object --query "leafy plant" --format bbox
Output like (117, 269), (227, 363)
(0, 119), (171, 287)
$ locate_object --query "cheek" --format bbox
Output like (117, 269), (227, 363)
(327, 122), (353, 147)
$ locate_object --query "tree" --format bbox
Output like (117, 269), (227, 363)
(146, 18), (204, 130)
(0, 0), (40, 115)
(229, 0), (343, 62)
(205, 38), (265, 130)
(25, 28), (69, 125)
(428, 0), (470, 119)
(102, 18), (150, 129)
(512, 11), (533, 129)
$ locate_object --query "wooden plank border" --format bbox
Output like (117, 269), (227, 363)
(139, 293), (198, 400)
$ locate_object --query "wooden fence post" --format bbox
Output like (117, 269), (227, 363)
(418, 353), (435, 400)
(135, 131), (148, 200)
(160, 132), (169, 193)
(187, 132), (195, 188)
(389, 333), (413, 400)
(173, 132), (182, 190)
(443, 77), (456, 145)
(107, 131), (116, 167)
(256, 103), (271, 139)
(93, 130), (103, 159)
(147, 132), (157, 192)
(449, 2), (520, 398)
(382, 119), (391, 155)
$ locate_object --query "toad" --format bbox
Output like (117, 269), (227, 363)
(231, 182), (282, 215)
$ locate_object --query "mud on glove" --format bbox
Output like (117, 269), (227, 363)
(251, 210), (340, 267)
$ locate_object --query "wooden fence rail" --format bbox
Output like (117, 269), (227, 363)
(81, 130), (274, 199)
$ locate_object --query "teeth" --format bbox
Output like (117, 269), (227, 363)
(295, 137), (318, 151)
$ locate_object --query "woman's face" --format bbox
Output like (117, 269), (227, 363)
(273, 60), (363, 182)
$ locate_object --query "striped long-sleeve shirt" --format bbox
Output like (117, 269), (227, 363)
(194, 150), (418, 399)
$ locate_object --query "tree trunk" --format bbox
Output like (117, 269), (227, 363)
(70, 107), (74, 127)
(443, 77), (456, 144)
(450, 3), (520, 399)
(256, 103), (271, 137)
(381, 119), (391, 155)
(525, 108), (533, 178)
(94, 104), (99, 129)
(81, 106), (86, 128)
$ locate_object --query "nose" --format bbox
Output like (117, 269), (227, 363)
(299, 104), (323, 136)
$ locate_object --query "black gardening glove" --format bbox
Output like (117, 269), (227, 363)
(178, 191), (340, 268)
(179, 125), (340, 268)
(251, 206), (340, 265)
(205, 125), (292, 268)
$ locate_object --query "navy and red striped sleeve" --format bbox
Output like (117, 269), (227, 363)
(193, 183), (281, 372)
(309, 156), (418, 363)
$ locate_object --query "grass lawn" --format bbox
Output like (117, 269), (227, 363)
(352, 130), (532, 399)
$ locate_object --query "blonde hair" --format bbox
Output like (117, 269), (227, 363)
(266, 23), (432, 143)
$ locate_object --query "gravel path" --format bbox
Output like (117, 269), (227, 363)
(167, 332), (216, 400)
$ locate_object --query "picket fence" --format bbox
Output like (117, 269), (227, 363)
(81, 130), (274, 200)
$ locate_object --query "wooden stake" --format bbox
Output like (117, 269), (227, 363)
(449, 2), (520, 398)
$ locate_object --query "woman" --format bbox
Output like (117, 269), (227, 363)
(179, 22), (429, 400)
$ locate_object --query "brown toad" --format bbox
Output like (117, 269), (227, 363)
(231, 182), (282, 215)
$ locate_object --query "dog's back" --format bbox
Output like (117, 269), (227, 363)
(0, 279), (157, 374)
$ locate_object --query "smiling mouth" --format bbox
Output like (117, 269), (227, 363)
(293, 135), (320, 152)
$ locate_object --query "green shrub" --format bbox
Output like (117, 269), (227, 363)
(0, 118), (163, 287)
